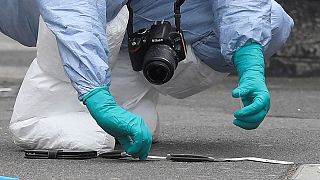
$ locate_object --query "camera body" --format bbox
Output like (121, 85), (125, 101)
(128, 21), (187, 85)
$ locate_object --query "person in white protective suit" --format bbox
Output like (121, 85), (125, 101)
(0, 0), (294, 160)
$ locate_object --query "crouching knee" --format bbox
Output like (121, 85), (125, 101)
(265, 1), (294, 58)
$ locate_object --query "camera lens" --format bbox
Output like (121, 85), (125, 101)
(144, 62), (171, 84)
(143, 44), (178, 85)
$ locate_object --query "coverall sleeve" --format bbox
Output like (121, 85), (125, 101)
(36, 0), (112, 100)
(210, 0), (272, 63)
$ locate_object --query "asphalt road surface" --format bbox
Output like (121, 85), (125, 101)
(0, 34), (320, 180)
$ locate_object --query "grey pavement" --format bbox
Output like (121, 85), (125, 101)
(0, 34), (320, 180)
(0, 33), (36, 79)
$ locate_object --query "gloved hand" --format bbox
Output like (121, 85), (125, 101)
(232, 43), (270, 130)
(83, 86), (152, 160)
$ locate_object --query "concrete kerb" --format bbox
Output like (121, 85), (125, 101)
(290, 164), (320, 180)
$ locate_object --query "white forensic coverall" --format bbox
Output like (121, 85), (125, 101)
(1, 0), (293, 152)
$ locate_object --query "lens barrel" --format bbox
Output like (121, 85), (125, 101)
(143, 44), (178, 85)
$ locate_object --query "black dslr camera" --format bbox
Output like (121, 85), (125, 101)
(126, 0), (187, 85)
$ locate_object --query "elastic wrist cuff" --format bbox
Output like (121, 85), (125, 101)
(82, 86), (109, 104)
(235, 42), (262, 58)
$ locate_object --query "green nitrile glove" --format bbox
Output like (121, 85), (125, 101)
(83, 86), (152, 160)
(232, 43), (270, 130)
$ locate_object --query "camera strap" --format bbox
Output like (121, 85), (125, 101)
(126, 0), (134, 38)
(126, 0), (186, 37)
(174, 0), (185, 33)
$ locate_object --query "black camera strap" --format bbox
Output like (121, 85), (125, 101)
(126, 0), (185, 37)
(126, 0), (134, 38)
(174, 0), (185, 33)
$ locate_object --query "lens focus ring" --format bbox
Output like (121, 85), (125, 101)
(143, 44), (178, 85)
